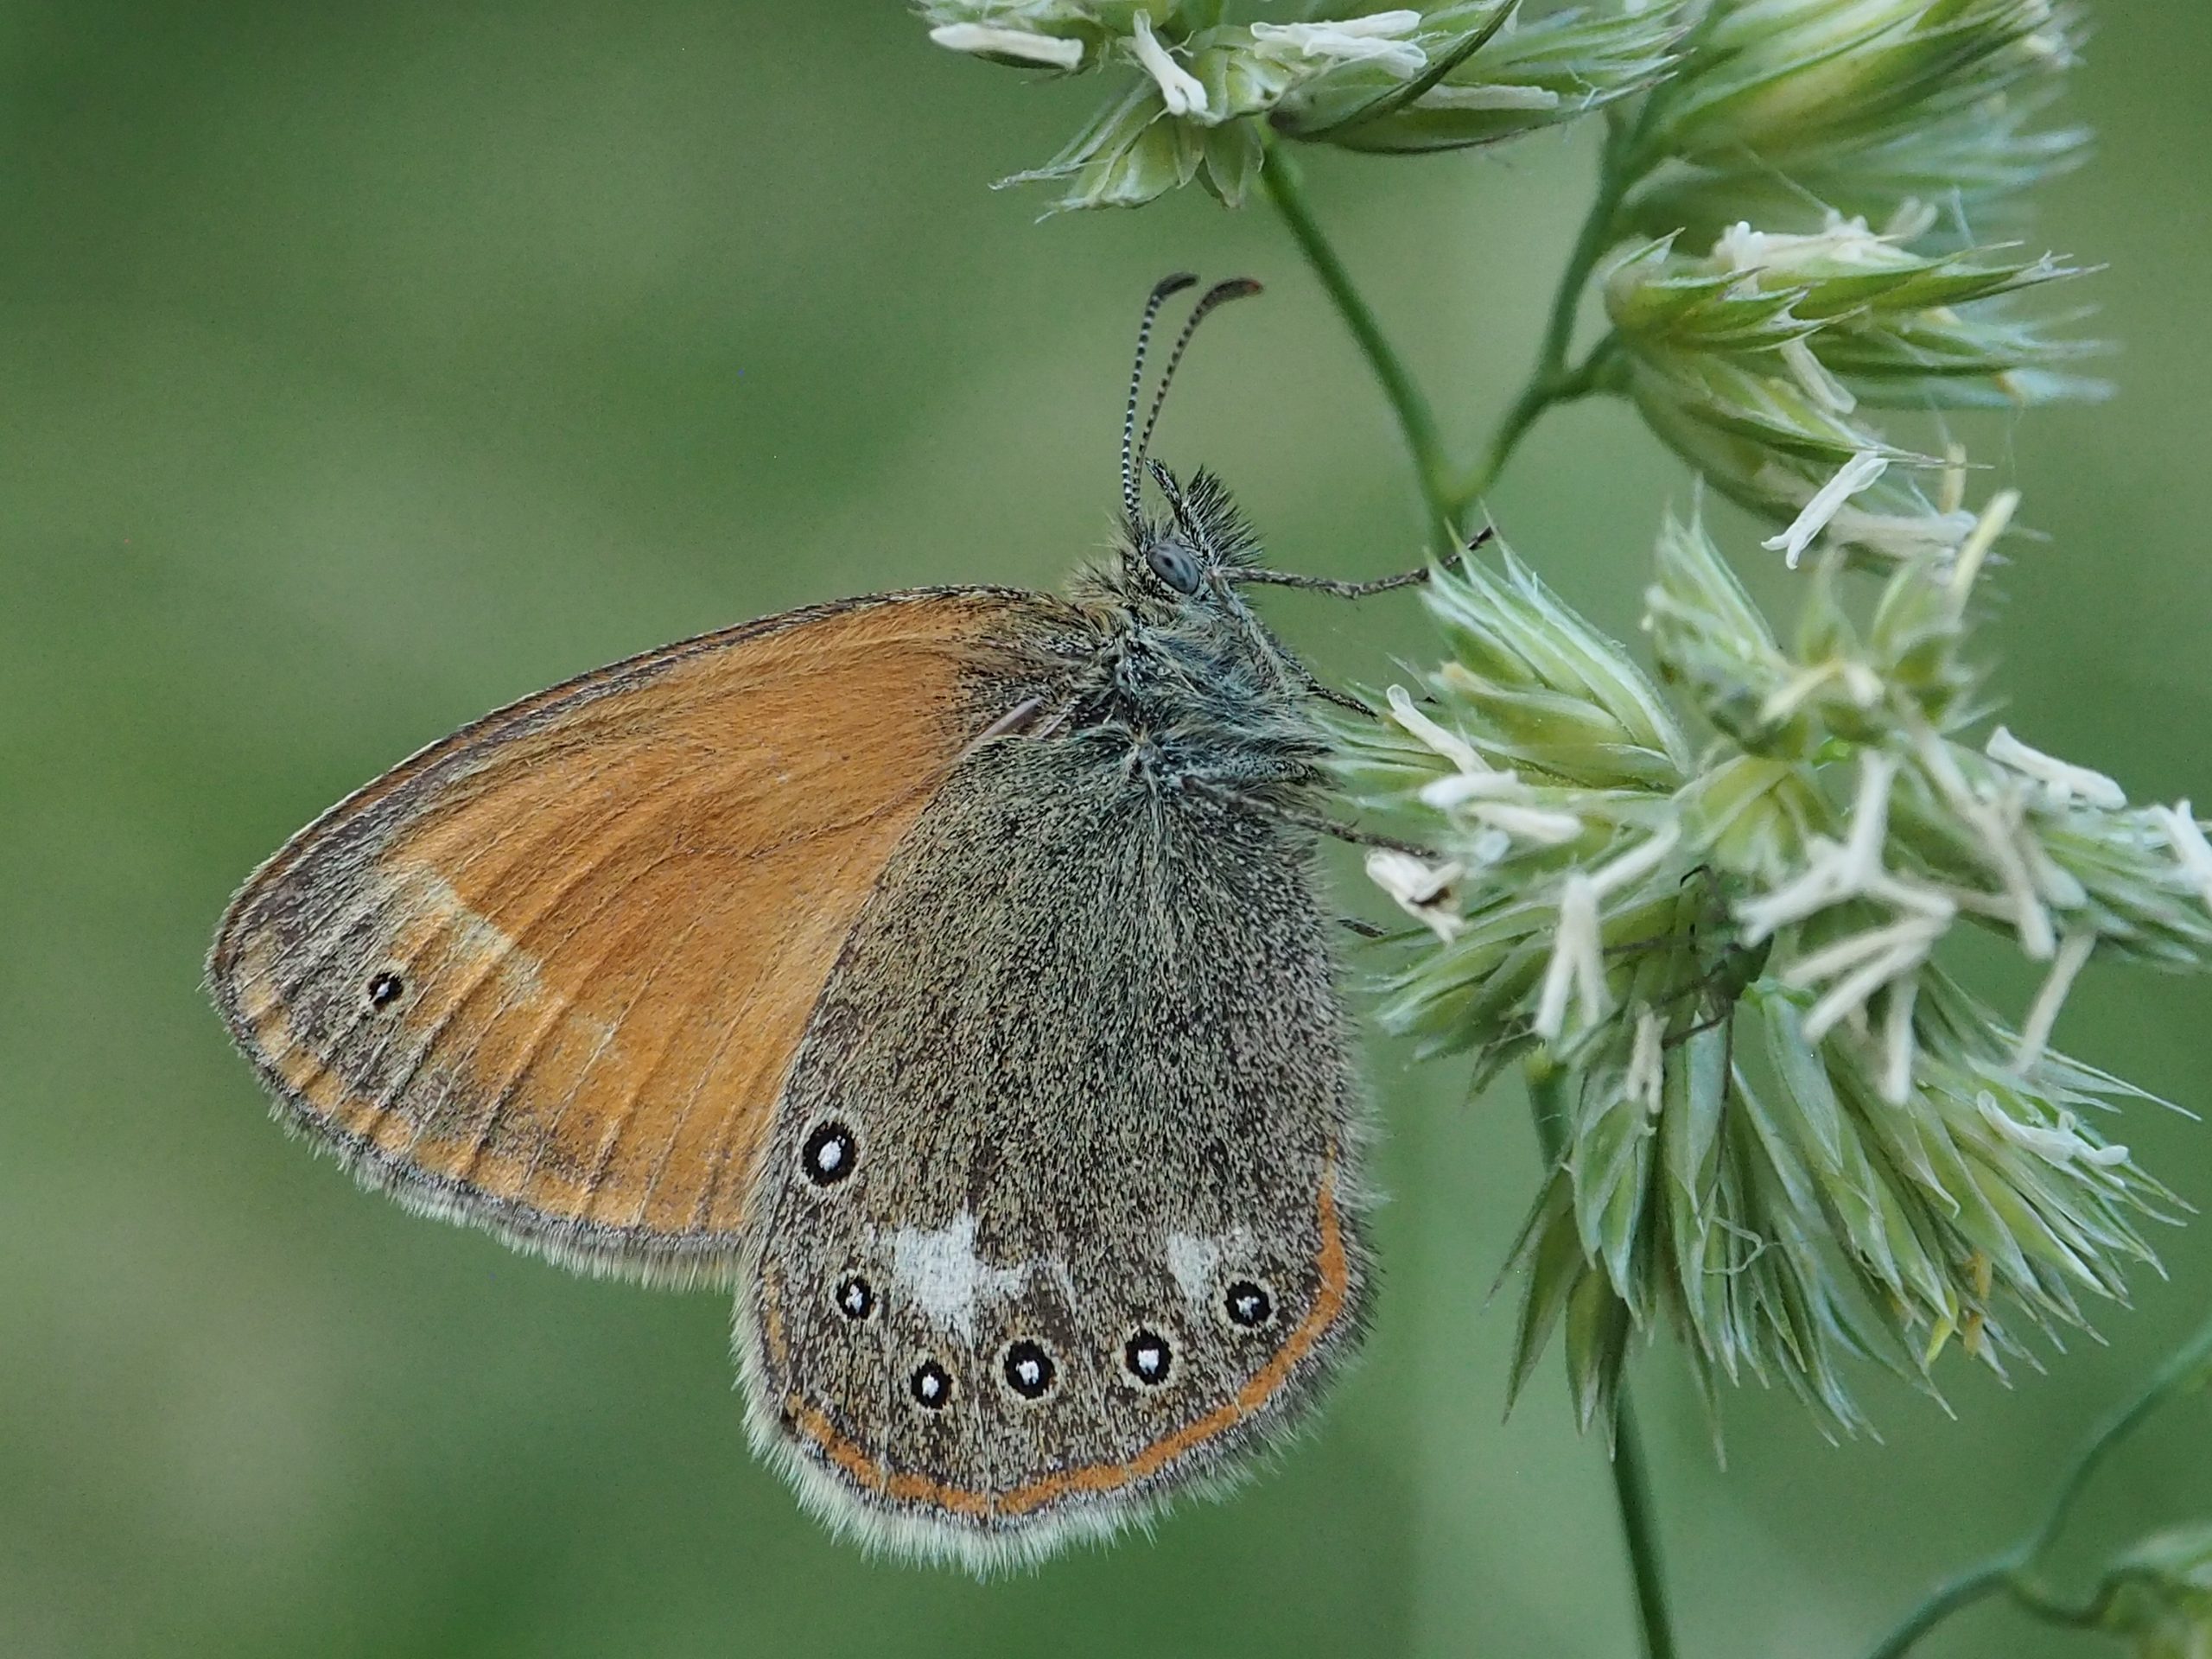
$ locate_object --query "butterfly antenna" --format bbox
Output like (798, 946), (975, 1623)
(1124, 273), (1199, 523)
(1135, 276), (1262, 485)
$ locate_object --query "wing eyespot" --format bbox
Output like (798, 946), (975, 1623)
(1122, 1327), (1174, 1386)
(1000, 1338), (1058, 1402)
(1223, 1279), (1277, 1331)
(364, 970), (407, 1011)
(833, 1274), (874, 1321)
(800, 1121), (858, 1187)
(908, 1359), (955, 1410)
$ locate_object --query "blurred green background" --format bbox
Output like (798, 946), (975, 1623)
(3, 3), (2209, 1655)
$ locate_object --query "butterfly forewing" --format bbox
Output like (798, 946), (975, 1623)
(210, 588), (1080, 1278)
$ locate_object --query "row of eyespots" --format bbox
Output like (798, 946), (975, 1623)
(832, 1274), (1276, 1409)
(802, 1119), (1279, 1409)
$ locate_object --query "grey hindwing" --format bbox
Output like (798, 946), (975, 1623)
(740, 724), (1369, 1546)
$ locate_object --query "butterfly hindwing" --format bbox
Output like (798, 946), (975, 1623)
(210, 588), (1083, 1279)
(740, 728), (1370, 1562)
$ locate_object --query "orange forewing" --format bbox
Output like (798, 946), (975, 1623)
(211, 588), (1076, 1276)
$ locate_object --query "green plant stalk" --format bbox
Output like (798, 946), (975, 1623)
(1863, 1306), (2212, 1658)
(1530, 1062), (1681, 1659)
(1258, 140), (1462, 551)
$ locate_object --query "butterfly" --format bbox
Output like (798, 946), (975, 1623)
(208, 274), (1441, 1568)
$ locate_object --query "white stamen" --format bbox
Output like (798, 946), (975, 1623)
(1626, 1007), (1665, 1119)
(1913, 731), (2056, 959)
(2013, 929), (2096, 1074)
(1534, 828), (1679, 1044)
(1758, 464), (1981, 567)
(1716, 213), (1909, 276)
(1130, 12), (1208, 117)
(1380, 685), (1486, 779)
(1985, 727), (2127, 810)
(1469, 800), (1584, 845)
(1782, 915), (1940, 990)
(1977, 1096), (2130, 1168)
(1739, 753), (1911, 941)
(1365, 849), (1466, 942)
(1781, 336), (1858, 414)
(1250, 13), (1427, 77)
(1567, 878), (1610, 1028)
(1938, 441), (1968, 517)
(927, 22), (1084, 68)
(1762, 450), (1889, 569)
(1467, 825), (1514, 866)
(1588, 823), (1682, 898)
(1419, 767), (1522, 809)
(1415, 83), (1562, 111)
(1534, 875), (1596, 1040)
(2152, 800), (2212, 912)
(1388, 683), (1480, 772)
(1881, 975), (1918, 1105)
(1786, 912), (1948, 1044)
(2021, 833), (2088, 911)
(1884, 198), (1942, 242)
(1947, 489), (2018, 607)
(1801, 919), (1944, 1044)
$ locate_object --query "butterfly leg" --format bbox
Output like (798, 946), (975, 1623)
(1226, 526), (1496, 601)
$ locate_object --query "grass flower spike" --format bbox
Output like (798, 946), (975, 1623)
(1605, 219), (2097, 562)
(921, 3), (1687, 209)
(1341, 503), (2212, 1434)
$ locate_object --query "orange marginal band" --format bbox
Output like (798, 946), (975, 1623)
(785, 1159), (1350, 1520)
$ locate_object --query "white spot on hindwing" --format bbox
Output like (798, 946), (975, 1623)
(886, 1213), (1027, 1339)
(1165, 1227), (1251, 1309)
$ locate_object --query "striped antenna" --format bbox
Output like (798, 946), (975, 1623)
(1123, 273), (1199, 522)
(1134, 276), (1262, 485)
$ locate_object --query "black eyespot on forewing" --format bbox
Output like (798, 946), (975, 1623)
(1001, 1339), (1056, 1401)
(1224, 1280), (1275, 1330)
(835, 1274), (874, 1321)
(910, 1360), (952, 1410)
(365, 970), (405, 1011)
(800, 1122), (856, 1187)
(1123, 1329), (1173, 1385)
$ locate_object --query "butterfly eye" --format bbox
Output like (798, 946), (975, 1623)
(1122, 1329), (1173, 1385)
(1145, 538), (1204, 594)
(1224, 1280), (1275, 1330)
(1001, 1338), (1057, 1401)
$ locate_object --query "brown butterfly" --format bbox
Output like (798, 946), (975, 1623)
(209, 275), (1439, 1568)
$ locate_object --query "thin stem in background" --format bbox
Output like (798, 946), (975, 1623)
(1261, 130), (1629, 545)
(1258, 140), (1461, 552)
(1862, 1306), (2212, 1659)
(1529, 1062), (1680, 1659)
(1450, 125), (1633, 511)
